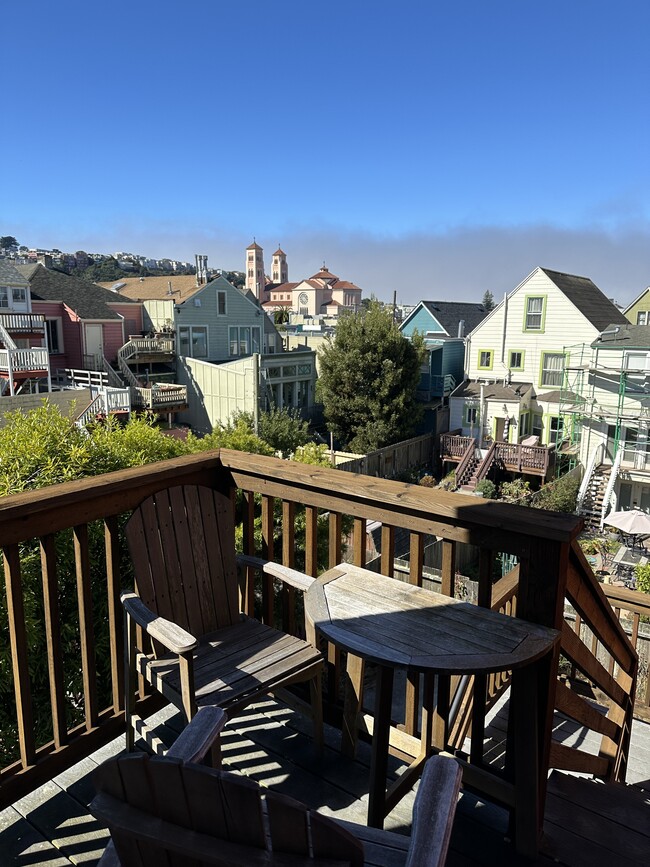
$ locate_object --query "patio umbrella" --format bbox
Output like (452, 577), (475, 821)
(603, 509), (650, 535)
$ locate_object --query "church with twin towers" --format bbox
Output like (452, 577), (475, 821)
(245, 240), (363, 319)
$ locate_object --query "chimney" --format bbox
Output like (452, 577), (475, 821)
(195, 254), (208, 286)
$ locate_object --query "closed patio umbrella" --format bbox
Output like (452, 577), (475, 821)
(604, 509), (650, 535)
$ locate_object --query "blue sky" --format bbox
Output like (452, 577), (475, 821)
(3, 1), (649, 304)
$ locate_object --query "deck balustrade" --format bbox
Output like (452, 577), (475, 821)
(0, 449), (640, 824)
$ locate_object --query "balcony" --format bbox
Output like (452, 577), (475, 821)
(0, 451), (648, 865)
(0, 312), (46, 337)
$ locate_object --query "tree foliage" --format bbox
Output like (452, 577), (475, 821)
(0, 235), (18, 249)
(482, 290), (495, 311)
(317, 303), (425, 452)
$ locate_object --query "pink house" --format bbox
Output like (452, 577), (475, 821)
(16, 264), (143, 369)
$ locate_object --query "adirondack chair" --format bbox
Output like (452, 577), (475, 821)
(122, 484), (324, 751)
(92, 707), (463, 867)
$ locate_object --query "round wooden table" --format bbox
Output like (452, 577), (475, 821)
(305, 564), (560, 858)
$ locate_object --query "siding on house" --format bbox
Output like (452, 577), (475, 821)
(466, 269), (613, 389)
(623, 288), (650, 326)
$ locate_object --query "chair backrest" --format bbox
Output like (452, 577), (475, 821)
(125, 485), (240, 637)
(92, 753), (364, 867)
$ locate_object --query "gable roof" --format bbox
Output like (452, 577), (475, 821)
(0, 260), (30, 286)
(419, 301), (488, 337)
(100, 274), (202, 302)
(622, 286), (650, 315)
(16, 264), (136, 320)
(540, 268), (628, 331)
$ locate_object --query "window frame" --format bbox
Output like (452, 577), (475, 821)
(539, 350), (566, 388)
(217, 290), (227, 316)
(477, 348), (494, 371)
(523, 295), (547, 332)
(636, 311), (647, 325)
(178, 325), (208, 359)
(508, 349), (525, 371)
(464, 404), (480, 426)
(45, 318), (63, 354)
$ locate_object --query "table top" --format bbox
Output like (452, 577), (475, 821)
(613, 546), (647, 568)
(305, 564), (559, 675)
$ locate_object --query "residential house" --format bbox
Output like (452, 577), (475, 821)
(623, 286), (650, 326)
(563, 323), (650, 525)
(450, 267), (628, 449)
(110, 273), (282, 361)
(0, 260), (50, 395)
(16, 264), (143, 369)
(400, 301), (488, 402)
(113, 269), (318, 433)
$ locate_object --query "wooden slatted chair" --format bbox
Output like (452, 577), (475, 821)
(93, 707), (463, 867)
(122, 484), (324, 751)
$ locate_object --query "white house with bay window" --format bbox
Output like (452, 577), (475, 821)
(449, 267), (628, 449)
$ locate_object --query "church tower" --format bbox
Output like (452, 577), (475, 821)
(271, 247), (288, 284)
(245, 240), (265, 299)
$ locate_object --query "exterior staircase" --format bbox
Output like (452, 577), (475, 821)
(579, 464), (611, 529)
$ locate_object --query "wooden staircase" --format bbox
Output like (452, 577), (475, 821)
(579, 464), (611, 529)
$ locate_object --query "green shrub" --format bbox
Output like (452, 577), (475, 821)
(475, 479), (497, 499)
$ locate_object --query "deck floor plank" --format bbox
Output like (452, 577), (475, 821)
(1, 695), (648, 867)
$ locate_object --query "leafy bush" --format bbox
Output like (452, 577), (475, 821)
(635, 562), (650, 594)
(499, 478), (531, 503)
(531, 473), (579, 513)
(475, 479), (497, 499)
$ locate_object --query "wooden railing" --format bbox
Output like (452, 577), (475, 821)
(132, 383), (188, 410)
(454, 438), (477, 487)
(0, 313), (46, 334)
(440, 433), (474, 460)
(0, 449), (638, 814)
(494, 442), (550, 475)
(552, 543), (638, 780)
(0, 347), (49, 373)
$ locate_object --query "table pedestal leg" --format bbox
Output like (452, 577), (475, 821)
(368, 665), (394, 829)
(341, 653), (364, 758)
(510, 663), (541, 860)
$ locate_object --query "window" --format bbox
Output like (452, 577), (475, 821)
(0, 287), (8, 307)
(45, 319), (62, 354)
(12, 286), (27, 304)
(637, 311), (648, 325)
(509, 350), (524, 370)
(217, 291), (226, 315)
(540, 352), (565, 387)
(524, 296), (545, 331)
(178, 326), (207, 358)
(519, 412), (530, 436)
(239, 327), (251, 356)
(549, 416), (564, 445)
(477, 349), (493, 370)
(229, 326), (261, 357)
(532, 414), (543, 438)
(464, 404), (479, 426)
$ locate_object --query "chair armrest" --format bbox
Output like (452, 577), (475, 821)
(405, 756), (462, 867)
(121, 591), (198, 654)
(237, 554), (315, 592)
(167, 706), (228, 765)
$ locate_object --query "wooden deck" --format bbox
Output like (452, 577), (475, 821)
(2, 696), (648, 867)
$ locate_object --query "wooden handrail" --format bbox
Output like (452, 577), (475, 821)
(7, 446), (641, 824)
(454, 438), (477, 487)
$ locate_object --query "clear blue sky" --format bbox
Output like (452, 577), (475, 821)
(3, 1), (649, 304)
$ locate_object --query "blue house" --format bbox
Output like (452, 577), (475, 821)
(400, 301), (488, 401)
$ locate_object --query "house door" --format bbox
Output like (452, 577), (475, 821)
(618, 483), (632, 511)
(640, 487), (650, 513)
(85, 325), (104, 367)
(606, 425), (617, 461)
(495, 417), (506, 442)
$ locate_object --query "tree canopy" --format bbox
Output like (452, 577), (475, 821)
(482, 290), (495, 311)
(0, 236), (18, 249)
(317, 303), (425, 452)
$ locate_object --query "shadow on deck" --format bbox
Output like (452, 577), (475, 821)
(2, 695), (648, 867)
